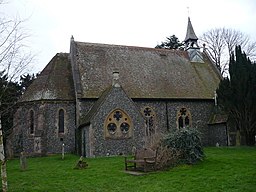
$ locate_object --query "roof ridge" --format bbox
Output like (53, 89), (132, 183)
(75, 41), (185, 53)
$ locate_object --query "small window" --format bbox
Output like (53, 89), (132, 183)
(58, 109), (64, 133)
(107, 123), (117, 134)
(120, 122), (130, 134)
(29, 110), (35, 134)
(177, 107), (192, 129)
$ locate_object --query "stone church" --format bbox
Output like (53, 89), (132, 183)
(9, 18), (227, 157)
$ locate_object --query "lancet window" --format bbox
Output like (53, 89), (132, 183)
(177, 107), (192, 128)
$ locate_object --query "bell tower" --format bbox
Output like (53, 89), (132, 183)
(184, 17), (204, 63)
(184, 17), (199, 50)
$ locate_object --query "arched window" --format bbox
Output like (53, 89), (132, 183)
(29, 110), (35, 134)
(177, 107), (192, 128)
(58, 109), (65, 134)
(105, 109), (132, 139)
(142, 106), (156, 136)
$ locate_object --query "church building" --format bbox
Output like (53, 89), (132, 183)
(9, 18), (227, 157)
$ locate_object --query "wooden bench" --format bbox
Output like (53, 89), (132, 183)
(124, 148), (157, 172)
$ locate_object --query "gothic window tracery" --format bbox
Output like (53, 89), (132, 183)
(142, 106), (156, 136)
(177, 107), (192, 128)
(120, 122), (130, 133)
(105, 109), (132, 139)
(113, 111), (122, 121)
(107, 123), (117, 134)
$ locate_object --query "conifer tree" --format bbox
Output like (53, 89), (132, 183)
(155, 35), (184, 50)
(217, 46), (256, 146)
(0, 72), (36, 145)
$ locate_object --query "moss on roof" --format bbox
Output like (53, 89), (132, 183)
(21, 41), (221, 103)
(73, 41), (221, 99)
(19, 53), (75, 102)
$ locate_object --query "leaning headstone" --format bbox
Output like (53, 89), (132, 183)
(74, 156), (88, 169)
(20, 152), (27, 171)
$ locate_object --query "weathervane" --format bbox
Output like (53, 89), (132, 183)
(187, 6), (190, 17)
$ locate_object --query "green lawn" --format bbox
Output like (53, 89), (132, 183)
(3, 147), (256, 192)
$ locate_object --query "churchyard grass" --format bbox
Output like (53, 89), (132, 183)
(4, 147), (256, 192)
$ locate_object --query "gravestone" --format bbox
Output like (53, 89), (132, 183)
(20, 152), (27, 171)
(74, 156), (88, 169)
(62, 143), (65, 160)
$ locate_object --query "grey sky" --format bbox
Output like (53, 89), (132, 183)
(3, 0), (256, 74)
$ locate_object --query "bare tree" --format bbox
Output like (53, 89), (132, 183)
(0, 1), (34, 122)
(0, 2), (34, 82)
(0, 2), (34, 190)
(199, 28), (256, 76)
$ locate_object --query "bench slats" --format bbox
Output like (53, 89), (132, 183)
(124, 148), (157, 172)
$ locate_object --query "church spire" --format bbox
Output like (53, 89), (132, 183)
(184, 17), (199, 49)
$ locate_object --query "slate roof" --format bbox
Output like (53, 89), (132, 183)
(19, 53), (75, 102)
(72, 41), (221, 100)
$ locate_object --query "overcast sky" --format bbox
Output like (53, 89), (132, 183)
(3, 0), (256, 74)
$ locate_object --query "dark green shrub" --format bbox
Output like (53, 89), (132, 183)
(163, 127), (204, 164)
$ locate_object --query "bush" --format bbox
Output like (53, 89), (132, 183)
(155, 145), (181, 170)
(144, 133), (181, 170)
(163, 127), (204, 164)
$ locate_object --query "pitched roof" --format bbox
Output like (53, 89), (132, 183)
(79, 86), (112, 126)
(19, 53), (75, 102)
(72, 41), (221, 100)
(79, 85), (144, 127)
(184, 17), (198, 42)
(208, 107), (228, 125)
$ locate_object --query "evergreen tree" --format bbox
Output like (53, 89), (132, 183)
(155, 35), (184, 50)
(217, 46), (256, 145)
(0, 71), (20, 139)
(19, 73), (37, 94)
(0, 72), (36, 140)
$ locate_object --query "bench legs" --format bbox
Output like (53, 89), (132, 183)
(125, 159), (136, 171)
(125, 162), (155, 172)
(125, 158), (156, 172)
(125, 162), (136, 171)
